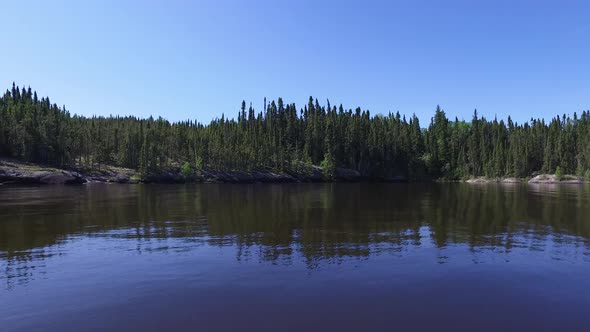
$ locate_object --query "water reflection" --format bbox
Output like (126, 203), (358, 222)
(1, 183), (590, 289)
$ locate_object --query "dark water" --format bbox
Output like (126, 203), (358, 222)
(1, 183), (590, 332)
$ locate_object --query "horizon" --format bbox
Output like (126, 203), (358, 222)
(1, 1), (589, 125)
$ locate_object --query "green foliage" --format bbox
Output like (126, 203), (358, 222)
(2, 84), (590, 181)
(555, 166), (564, 180)
(320, 152), (335, 179)
(585, 170), (590, 182)
(181, 162), (193, 177)
(195, 156), (203, 172)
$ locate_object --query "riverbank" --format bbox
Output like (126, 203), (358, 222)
(0, 158), (402, 185)
(465, 174), (588, 184)
(2, 158), (588, 185)
(465, 177), (524, 184)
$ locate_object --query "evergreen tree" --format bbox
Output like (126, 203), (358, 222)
(1, 84), (588, 181)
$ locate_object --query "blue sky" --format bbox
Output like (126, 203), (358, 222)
(1, 0), (588, 125)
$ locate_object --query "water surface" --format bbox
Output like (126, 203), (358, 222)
(1, 183), (590, 331)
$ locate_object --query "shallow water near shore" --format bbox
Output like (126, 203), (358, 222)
(1, 183), (590, 331)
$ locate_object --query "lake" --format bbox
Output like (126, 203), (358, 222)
(1, 183), (590, 331)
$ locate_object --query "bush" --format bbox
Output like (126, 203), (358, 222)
(555, 166), (564, 181)
(585, 170), (590, 182)
(181, 162), (193, 177)
(195, 156), (203, 171)
(320, 153), (335, 179)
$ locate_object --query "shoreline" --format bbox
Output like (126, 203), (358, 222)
(1, 159), (588, 185)
(464, 175), (588, 185)
(0, 158), (403, 185)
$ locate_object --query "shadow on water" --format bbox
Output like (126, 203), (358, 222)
(1, 183), (590, 288)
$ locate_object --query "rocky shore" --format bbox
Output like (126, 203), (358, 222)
(0, 159), (410, 185)
(527, 174), (586, 184)
(0, 167), (87, 185)
(465, 174), (587, 184)
(465, 177), (523, 184)
(3, 158), (588, 186)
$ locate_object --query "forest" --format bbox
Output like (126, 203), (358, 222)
(1, 83), (589, 180)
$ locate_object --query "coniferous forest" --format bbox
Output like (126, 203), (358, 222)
(1, 83), (590, 180)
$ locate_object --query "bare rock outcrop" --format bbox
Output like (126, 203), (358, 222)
(528, 174), (585, 184)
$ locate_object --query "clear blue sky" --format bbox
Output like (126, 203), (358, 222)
(1, 0), (588, 125)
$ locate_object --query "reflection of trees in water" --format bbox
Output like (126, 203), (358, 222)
(1, 184), (590, 288)
(1, 249), (59, 290)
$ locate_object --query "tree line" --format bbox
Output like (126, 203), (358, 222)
(1, 83), (589, 180)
